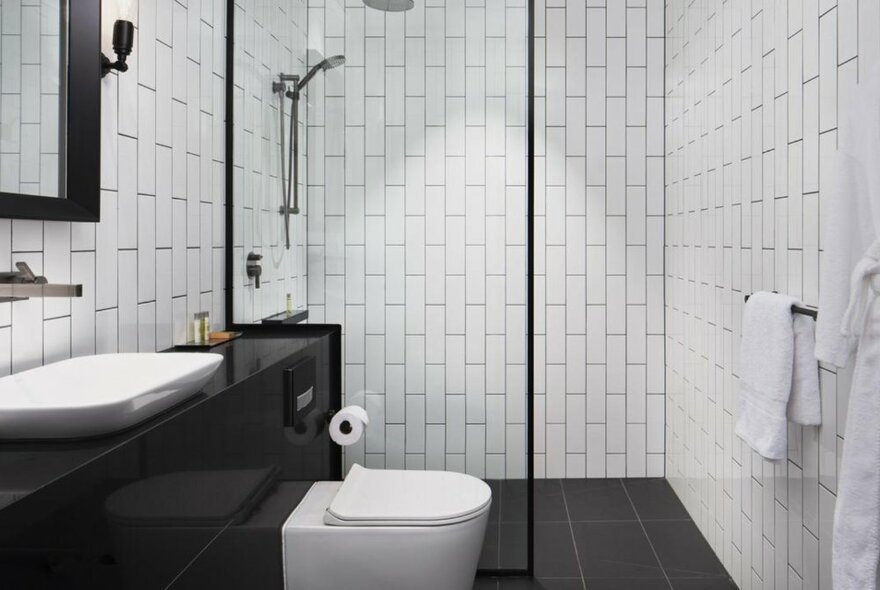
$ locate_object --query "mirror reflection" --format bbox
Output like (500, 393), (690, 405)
(0, 0), (66, 199)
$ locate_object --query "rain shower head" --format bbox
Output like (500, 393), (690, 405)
(363, 0), (414, 11)
(296, 55), (346, 91)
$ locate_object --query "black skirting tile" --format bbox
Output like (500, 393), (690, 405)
(621, 479), (690, 521)
(473, 578), (500, 590)
(534, 522), (582, 578)
(642, 521), (727, 578)
(562, 479), (638, 522)
(571, 521), (665, 579)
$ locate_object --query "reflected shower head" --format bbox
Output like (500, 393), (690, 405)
(364, 0), (414, 11)
(296, 55), (346, 91)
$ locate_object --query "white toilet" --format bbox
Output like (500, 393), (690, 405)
(283, 464), (492, 590)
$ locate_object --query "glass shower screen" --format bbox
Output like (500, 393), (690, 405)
(231, 0), (532, 576)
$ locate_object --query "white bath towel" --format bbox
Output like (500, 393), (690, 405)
(816, 74), (880, 368)
(736, 291), (800, 460)
(786, 314), (821, 425)
(818, 63), (880, 590)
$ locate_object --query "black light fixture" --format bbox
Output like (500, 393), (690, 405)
(101, 18), (134, 77)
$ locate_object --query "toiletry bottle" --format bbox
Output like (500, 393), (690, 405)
(286, 293), (294, 315)
(192, 313), (204, 344)
(201, 312), (210, 342)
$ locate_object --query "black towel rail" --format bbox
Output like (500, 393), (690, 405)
(744, 294), (818, 320)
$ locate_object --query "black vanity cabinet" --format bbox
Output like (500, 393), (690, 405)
(0, 328), (341, 589)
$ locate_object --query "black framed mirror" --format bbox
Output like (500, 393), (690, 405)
(0, 0), (101, 222)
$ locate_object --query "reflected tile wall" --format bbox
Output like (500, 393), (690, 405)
(0, 0), (62, 197)
(664, 0), (866, 586)
(231, 0), (310, 324)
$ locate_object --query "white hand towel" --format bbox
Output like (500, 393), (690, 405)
(736, 291), (799, 460)
(787, 314), (821, 426)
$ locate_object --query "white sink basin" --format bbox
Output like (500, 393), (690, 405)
(0, 353), (223, 440)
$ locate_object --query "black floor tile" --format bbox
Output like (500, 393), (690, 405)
(500, 522), (529, 570)
(571, 521), (665, 579)
(480, 478), (730, 590)
(473, 578), (499, 589)
(499, 479), (528, 522)
(488, 480), (502, 523)
(562, 479), (638, 521)
(670, 577), (737, 589)
(497, 479), (567, 523)
(480, 520), (501, 569)
(534, 522), (582, 578)
(643, 521), (727, 578)
(622, 479), (690, 521)
(584, 580), (670, 589)
(498, 578), (585, 590)
(533, 479), (569, 522)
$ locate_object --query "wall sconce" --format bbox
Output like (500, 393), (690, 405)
(102, 1), (135, 77)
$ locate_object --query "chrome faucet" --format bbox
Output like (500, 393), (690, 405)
(0, 262), (83, 303)
(10, 262), (42, 283)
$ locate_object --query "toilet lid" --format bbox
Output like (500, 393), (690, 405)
(324, 464), (492, 526)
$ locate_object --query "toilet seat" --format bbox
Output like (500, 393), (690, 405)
(324, 464), (492, 527)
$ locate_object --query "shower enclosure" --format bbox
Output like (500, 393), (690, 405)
(228, 0), (534, 576)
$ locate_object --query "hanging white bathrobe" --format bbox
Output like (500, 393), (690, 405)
(816, 66), (880, 590)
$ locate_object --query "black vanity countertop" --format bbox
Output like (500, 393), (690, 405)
(0, 329), (336, 515)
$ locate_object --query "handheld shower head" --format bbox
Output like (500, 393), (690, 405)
(296, 55), (346, 91)
(322, 55), (346, 69)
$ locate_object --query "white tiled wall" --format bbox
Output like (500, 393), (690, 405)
(0, 0), (63, 197)
(665, 0), (871, 586)
(231, 0), (309, 324)
(306, 0), (529, 479)
(304, 0), (665, 480)
(0, 0), (226, 374)
(533, 0), (666, 478)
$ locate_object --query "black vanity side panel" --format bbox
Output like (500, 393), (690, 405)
(0, 331), (341, 590)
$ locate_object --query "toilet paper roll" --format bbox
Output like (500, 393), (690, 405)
(329, 405), (369, 446)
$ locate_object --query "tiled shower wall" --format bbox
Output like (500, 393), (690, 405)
(534, 0), (666, 478)
(306, 0), (666, 479)
(665, 0), (873, 586)
(231, 0), (309, 324)
(0, 0), (63, 197)
(306, 0), (529, 479)
(0, 0), (226, 374)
